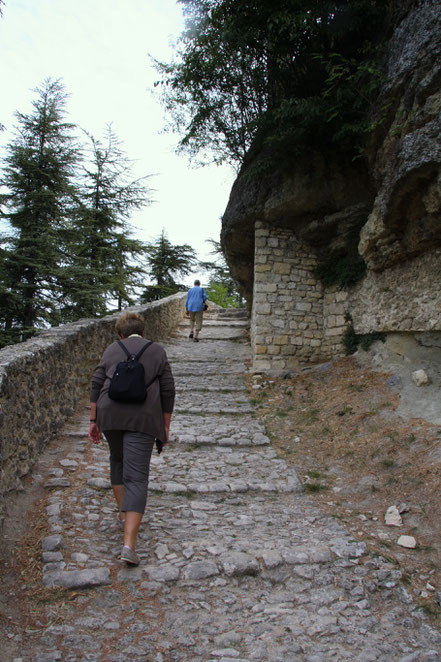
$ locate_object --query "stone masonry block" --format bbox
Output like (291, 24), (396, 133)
(296, 302), (312, 312)
(254, 303), (272, 315)
(273, 335), (289, 345)
(253, 359), (272, 372)
(255, 345), (268, 354)
(273, 263), (291, 275)
(255, 283), (278, 293)
(267, 345), (281, 355)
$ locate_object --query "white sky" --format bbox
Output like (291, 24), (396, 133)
(0, 0), (236, 283)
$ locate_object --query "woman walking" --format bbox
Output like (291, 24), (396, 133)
(88, 311), (175, 565)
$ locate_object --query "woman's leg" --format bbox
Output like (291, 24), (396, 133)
(104, 430), (125, 523)
(121, 431), (155, 551)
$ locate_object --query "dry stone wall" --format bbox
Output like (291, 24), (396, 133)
(252, 222), (347, 373)
(0, 293), (186, 524)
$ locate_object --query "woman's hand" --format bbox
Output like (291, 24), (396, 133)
(88, 422), (101, 444)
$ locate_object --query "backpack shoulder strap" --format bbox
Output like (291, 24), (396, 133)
(117, 340), (131, 358)
(135, 340), (153, 360)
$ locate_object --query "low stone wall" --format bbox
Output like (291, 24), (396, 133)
(0, 293), (186, 523)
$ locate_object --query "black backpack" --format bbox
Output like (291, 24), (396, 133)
(108, 340), (154, 403)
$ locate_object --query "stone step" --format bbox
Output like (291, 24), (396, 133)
(171, 413), (269, 447)
(171, 361), (247, 376)
(184, 319), (249, 328)
(177, 325), (248, 340)
(175, 395), (252, 414)
(146, 445), (302, 495)
(175, 375), (245, 391)
(165, 339), (249, 363)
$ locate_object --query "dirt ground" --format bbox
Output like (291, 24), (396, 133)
(246, 355), (441, 625)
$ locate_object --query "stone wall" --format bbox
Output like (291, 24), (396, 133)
(0, 293), (186, 523)
(252, 222), (348, 373)
(251, 223), (441, 374)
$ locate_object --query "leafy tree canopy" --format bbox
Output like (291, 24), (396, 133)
(154, 0), (390, 167)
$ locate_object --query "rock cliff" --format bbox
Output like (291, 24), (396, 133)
(221, 0), (441, 311)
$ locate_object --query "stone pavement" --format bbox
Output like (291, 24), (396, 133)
(9, 310), (441, 661)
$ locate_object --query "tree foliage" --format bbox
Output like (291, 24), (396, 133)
(140, 230), (198, 302)
(200, 239), (244, 307)
(63, 126), (151, 318)
(0, 79), (79, 343)
(153, 0), (389, 166)
(0, 80), (152, 347)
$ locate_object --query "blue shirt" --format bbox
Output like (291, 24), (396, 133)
(186, 286), (207, 312)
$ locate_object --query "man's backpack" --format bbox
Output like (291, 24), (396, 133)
(108, 340), (153, 403)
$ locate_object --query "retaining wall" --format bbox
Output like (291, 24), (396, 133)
(0, 293), (186, 524)
(251, 222), (441, 374)
(252, 222), (346, 373)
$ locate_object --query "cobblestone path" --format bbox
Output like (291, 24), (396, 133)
(11, 311), (441, 661)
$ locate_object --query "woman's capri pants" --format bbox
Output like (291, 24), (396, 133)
(104, 430), (155, 514)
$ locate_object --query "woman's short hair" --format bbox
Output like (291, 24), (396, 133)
(115, 312), (145, 338)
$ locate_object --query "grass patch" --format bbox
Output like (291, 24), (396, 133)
(304, 481), (327, 493)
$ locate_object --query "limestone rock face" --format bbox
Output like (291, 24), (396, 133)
(221, 1), (441, 304)
(222, 153), (372, 305)
(359, 1), (441, 271)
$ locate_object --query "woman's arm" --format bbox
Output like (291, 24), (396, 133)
(88, 402), (101, 443)
(88, 360), (107, 444)
(163, 412), (172, 443)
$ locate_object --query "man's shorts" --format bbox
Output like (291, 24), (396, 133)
(189, 310), (203, 331)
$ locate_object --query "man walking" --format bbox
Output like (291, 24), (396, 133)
(185, 279), (207, 342)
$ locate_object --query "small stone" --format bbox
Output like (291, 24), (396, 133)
(397, 535), (417, 549)
(41, 535), (66, 552)
(155, 543), (169, 559)
(44, 478), (71, 489)
(42, 568), (111, 588)
(412, 369), (430, 386)
(220, 552), (259, 577)
(34, 653), (63, 662)
(43, 562), (66, 573)
(46, 503), (62, 517)
(60, 459), (79, 468)
(117, 566), (144, 582)
(144, 564), (180, 582)
(42, 551), (64, 563)
(283, 549), (309, 565)
(385, 505), (403, 527)
(71, 553), (89, 563)
(182, 561), (219, 580)
(262, 550), (283, 569)
(87, 477), (111, 489)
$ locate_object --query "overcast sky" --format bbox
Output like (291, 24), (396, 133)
(0, 0), (236, 282)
